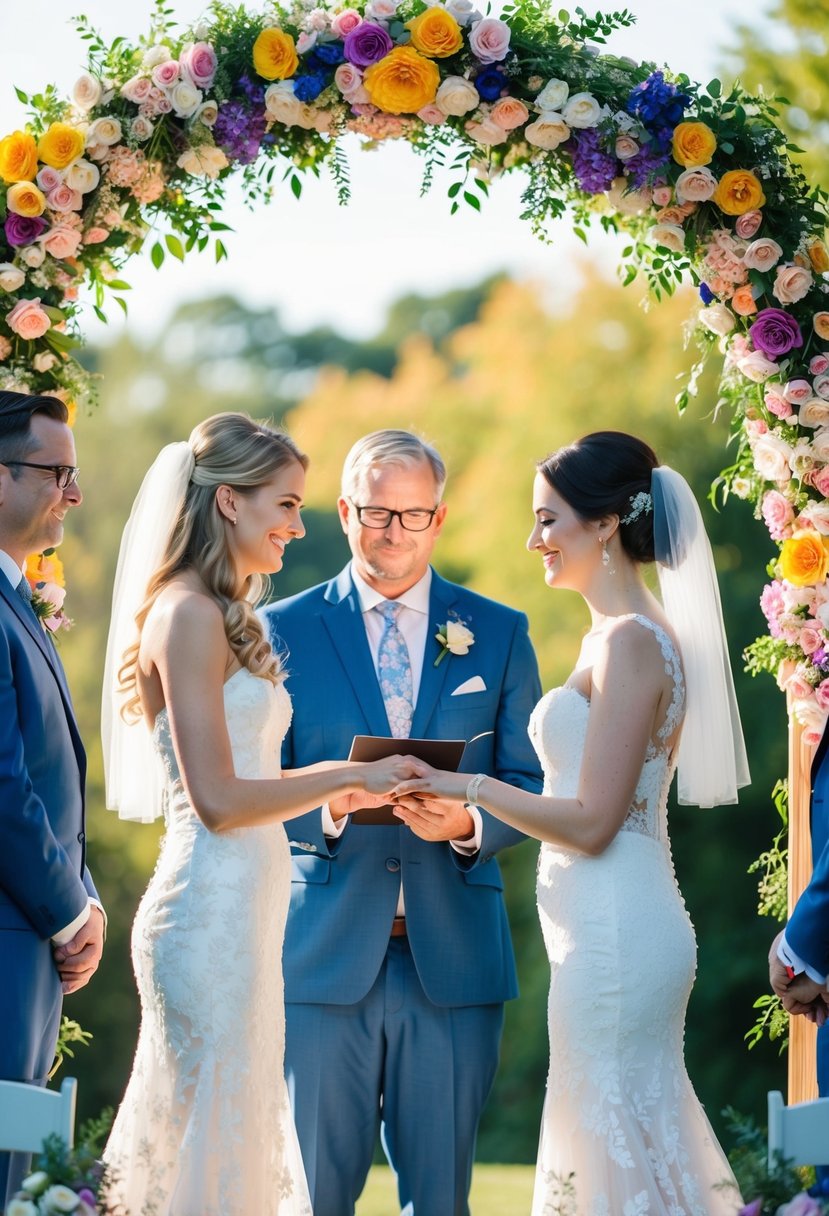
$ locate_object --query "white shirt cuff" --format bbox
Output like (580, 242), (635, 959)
(52, 900), (91, 946)
(450, 805), (483, 856)
(779, 931), (829, 987)
(322, 804), (349, 838)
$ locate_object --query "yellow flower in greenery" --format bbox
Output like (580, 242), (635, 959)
(808, 239), (829, 275)
(38, 123), (85, 170)
(6, 180), (46, 217)
(671, 121), (716, 167)
(253, 28), (299, 80)
(0, 130), (38, 183)
(779, 530), (829, 587)
(364, 47), (440, 115)
(406, 8), (464, 58)
(713, 169), (766, 215)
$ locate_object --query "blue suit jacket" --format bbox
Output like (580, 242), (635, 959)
(0, 578), (95, 941)
(787, 731), (829, 978)
(261, 565), (543, 1008)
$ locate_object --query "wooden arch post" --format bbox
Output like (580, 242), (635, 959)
(788, 712), (818, 1104)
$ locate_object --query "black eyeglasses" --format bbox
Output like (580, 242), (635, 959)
(2, 461), (81, 490)
(350, 502), (440, 532)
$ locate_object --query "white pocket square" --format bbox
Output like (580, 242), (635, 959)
(451, 676), (487, 696)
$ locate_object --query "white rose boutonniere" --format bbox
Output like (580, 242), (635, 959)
(434, 619), (475, 666)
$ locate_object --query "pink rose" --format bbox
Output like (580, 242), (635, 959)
(46, 183), (82, 213)
(83, 226), (110, 244)
(152, 60), (180, 89)
(799, 502), (829, 535)
(737, 350), (778, 383)
(468, 17), (511, 63)
(675, 166), (717, 203)
(334, 62), (364, 96)
(615, 135), (639, 161)
(121, 75), (153, 104)
(784, 378), (813, 405)
(809, 465), (829, 497)
(6, 296), (51, 339)
(783, 667), (814, 702)
(464, 116), (508, 146)
(41, 223), (82, 259)
(735, 209), (763, 239)
(810, 354), (829, 376)
(773, 263), (814, 305)
(490, 96), (529, 130)
(800, 626), (823, 654)
(179, 41), (217, 89)
(762, 490), (795, 540)
(296, 31), (318, 54)
(743, 237), (783, 273)
(799, 700), (827, 748)
(764, 388), (793, 419)
(815, 680), (829, 713)
(813, 372), (829, 400)
(652, 185), (672, 206)
(417, 104), (446, 125)
(36, 166), (63, 193)
(331, 9), (362, 37)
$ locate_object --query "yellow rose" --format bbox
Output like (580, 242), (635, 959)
(406, 8), (463, 58)
(0, 130), (39, 183)
(38, 122), (85, 170)
(671, 121), (716, 167)
(808, 239), (829, 274)
(713, 169), (766, 216)
(6, 180), (46, 217)
(253, 28), (299, 80)
(815, 313), (829, 342)
(26, 550), (65, 588)
(364, 47), (440, 115)
(779, 530), (829, 587)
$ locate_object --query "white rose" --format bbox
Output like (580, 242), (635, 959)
(799, 502), (829, 535)
(752, 433), (793, 482)
(534, 78), (569, 112)
(743, 237), (783, 272)
(33, 351), (58, 372)
(435, 77), (479, 117)
(130, 115), (155, 142)
(444, 620), (475, 654)
(169, 81), (202, 118)
(193, 100), (219, 127)
(6, 1199), (38, 1216)
(615, 134), (639, 161)
(798, 398), (829, 429)
(72, 72), (102, 111)
(445, 0), (480, 25)
(142, 44), (170, 69)
(562, 91), (601, 129)
(698, 303), (736, 336)
(86, 116), (122, 147)
(651, 222), (686, 254)
(606, 177), (651, 215)
(64, 158), (100, 193)
(0, 263), (26, 292)
(737, 349), (779, 382)
(265, 82), (303, 126)
(21, 1172), (49, 1197)
(41, 1185), (80, 1212)
(19, 245), (45, 269)
(177, 145), (229, 179)
(524, 111), (570, 151)
(812, 428), (829, 463)
(366, 0), (399, 17)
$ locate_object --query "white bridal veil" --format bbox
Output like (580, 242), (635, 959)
(101, 442), (195, 822)
(652, 465), (750, 807)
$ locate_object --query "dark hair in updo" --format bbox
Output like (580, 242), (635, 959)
(537, 431), (659, 564)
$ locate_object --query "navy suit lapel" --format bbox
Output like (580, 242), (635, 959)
(322, 568), (391, 736)
(410, 572), (457, 738)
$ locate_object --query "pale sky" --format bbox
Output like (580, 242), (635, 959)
(0, 0), (774, 341)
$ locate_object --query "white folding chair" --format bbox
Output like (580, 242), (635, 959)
(0, 1077), (76, 1154)
(768, 1089), (829, 1169)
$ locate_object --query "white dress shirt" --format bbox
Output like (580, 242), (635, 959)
(322, 565), (482, 915)
(0, 548), (99, 945)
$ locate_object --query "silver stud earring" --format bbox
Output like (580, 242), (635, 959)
(230, 517), (237, 526)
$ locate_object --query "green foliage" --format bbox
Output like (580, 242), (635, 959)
(725, 1106), (814, 1213)
(49, 1016), (93, 1081)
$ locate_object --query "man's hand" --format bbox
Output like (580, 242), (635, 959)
(769, 930), (792, 999)
(52, 906), (105, 995)
(329, 791), (389, 821)
(782, 974), (829, 1024)
(393, 795), (475, 843)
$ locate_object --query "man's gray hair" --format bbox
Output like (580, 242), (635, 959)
(341, 430), (447, 501)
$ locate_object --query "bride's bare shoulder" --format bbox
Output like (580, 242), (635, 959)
(142, 580), (225, 663)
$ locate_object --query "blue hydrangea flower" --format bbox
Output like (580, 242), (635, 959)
(293, 73), (329, 103)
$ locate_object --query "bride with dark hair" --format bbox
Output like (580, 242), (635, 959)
(393, 431), (749, 1214)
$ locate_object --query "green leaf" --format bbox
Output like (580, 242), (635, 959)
(573, 227), (588, 245)
(106, 279), (132, 291)
(165, 234), (185, 262)
(447, 181), (462, 198)
(150, 241), (165, 270)
(720, 141), (734, 154)
(290, 174), (302, 199)
(114, 295), (129, 317)
(93, 305), (108, 324)
(215, 239), (227, 263)
(14, 86), (28, 104)
(706, 78), (721, 98)
(463, 190), (481, 211)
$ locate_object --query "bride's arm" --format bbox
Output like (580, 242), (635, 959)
(153, 594), (413, 833)
(395, 623), (665, 855)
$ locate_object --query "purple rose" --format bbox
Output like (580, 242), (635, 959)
(737, 1202), (762, 1216)
(5, 213), (48, 246)
(77, 1189), (97, 1205)
(749, 308), (804, 360)
(343, 22), (393, 67)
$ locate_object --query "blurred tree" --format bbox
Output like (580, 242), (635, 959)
(722, 0), (829, 194)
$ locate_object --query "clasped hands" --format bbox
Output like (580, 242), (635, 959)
(330, 759), (476, 843)
(769, 929), (829, 1026)
(53, 905), (106, 995)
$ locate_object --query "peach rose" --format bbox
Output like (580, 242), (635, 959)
(743, 237), (783, 273)
(808, 239), (829, 274)
(798, 398), (829, 429)
(83, 226), (110, 244)
(6, 296), (51, 339)
(735, 209), (763, 239)
(464, 116), (508, 146)
(651, 222), (686, 254)
(41, 224), (83, 260)
(490, 97), (529, 130)
(815, 313), (829, 342)
(0, 334), (12, 360)
(524, 111), (570, 150)
(675, 166), (717, 203)
(652, 185), (672, 207)
(731, 285), (758, 317)
(417, 103), (446, 125)
(615, 135), (639, 160)
(773, 263), (814, 305)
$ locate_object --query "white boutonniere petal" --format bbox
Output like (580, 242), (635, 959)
(434, 619), (475, 666)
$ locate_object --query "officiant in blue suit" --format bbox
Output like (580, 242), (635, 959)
(262, 429), (543, 1216)
(0, 392), (104, 1205)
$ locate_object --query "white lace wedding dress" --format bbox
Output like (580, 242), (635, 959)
(105, 669), (312, 1216)
(529, 616), (741, 1216)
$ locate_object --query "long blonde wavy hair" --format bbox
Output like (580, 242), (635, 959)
(119, 412), (308, 722)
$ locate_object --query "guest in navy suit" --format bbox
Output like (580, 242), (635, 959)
(0, 391), (104, 1204)
(262, 430), (543, 1216)
(770, 726), (829, 1091)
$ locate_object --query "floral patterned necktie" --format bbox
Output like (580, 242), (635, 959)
(375, 600), (413, 739)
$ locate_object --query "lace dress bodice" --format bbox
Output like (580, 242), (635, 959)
(529, 614), (685, 843)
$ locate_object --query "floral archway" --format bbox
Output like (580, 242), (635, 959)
(1, 0), (829, 1080)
